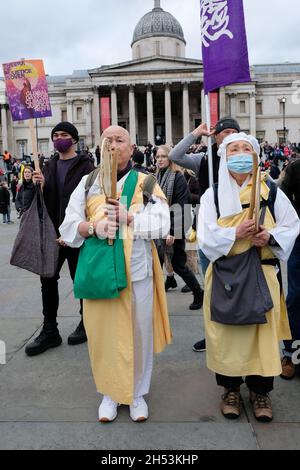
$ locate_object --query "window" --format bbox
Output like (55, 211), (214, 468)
(239, 100), (246, 114)
(136, 45), (141, 59)
(155, 41), (161, 55)
(17, 140), (27, 159)
(38, 140), (49, 156)
(76, 107), (83, 121)
(256, 102), (263, 115)
(256, 131), (265, 144)
(61, 110), (67, 121)
(176, 42), (181, 57)
(277, 130), (288, 145)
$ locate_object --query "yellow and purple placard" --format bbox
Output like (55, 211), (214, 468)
(2, 59), (52, 121)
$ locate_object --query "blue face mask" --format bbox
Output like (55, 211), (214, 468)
(227, 154), (253, 174)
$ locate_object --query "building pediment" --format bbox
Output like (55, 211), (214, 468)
(89, 56), (203, 77)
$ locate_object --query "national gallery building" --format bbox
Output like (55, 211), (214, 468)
(1, 0), (300, 158)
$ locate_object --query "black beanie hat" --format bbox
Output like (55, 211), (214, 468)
(215, 117), (240, 134)
(51, 122), (79, 143)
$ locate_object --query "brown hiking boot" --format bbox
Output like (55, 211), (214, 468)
(280, 356), (296, 380)
(249, 392), (273, 422)
(221, 388), (241, 420)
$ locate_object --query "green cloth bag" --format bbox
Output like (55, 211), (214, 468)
(74, 170), (138, 300)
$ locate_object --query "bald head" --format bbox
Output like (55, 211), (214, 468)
(102, 126), (130, 142)
(101, 126), (133, 170)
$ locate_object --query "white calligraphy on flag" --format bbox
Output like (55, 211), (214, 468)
(201, 0), (234, 48)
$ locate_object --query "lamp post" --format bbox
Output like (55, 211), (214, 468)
(280, 97), (286, 144)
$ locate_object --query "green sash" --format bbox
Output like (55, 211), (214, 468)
(74, 170), (138, 300)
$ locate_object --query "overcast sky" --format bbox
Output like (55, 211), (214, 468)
(1, 0), (300, 76)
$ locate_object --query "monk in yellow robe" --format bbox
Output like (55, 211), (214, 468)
(60, 126), (172, 422)
(198, 133), (300, 423)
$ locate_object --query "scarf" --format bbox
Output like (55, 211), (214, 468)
(157, 167), (176, 206)
(217, 133), (260, 218)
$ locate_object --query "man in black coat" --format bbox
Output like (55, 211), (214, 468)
(25, 122), (95, 356)
(280, 158), (300, 379)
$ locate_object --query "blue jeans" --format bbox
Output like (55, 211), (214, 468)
(283, 235), (300, 356)
(198, 249), (210, 277)
(2, 207), (11, 223)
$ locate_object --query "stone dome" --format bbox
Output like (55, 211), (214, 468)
(132, 2), (186, 46)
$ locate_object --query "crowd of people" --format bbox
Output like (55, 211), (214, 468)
(2, 116), (300, 424)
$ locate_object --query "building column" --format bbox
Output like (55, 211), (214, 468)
(129, 85), (136, 145)
(92, 87), (101, 145)
(229, 93), (237, 118)
(111, 86), (118, 126)
(146, 85), (154, 144)
(250, 92), (256, 136)
(85, 98), (93, 147)
(182, 82), (190, 136)
(67, 99), (73, 122)
(165, 83), (172, 145)
(219, 87), (226, 117)
(1, 105), (8, 151)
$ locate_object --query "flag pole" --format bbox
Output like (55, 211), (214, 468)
(205, 93), (214, 187)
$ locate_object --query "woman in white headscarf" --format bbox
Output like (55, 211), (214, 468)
(197, 133), (300, 423)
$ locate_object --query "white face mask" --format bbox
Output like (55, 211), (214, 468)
(227, 154), (253, 174)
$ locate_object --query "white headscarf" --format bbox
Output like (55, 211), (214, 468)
(216, 133), (260, 218)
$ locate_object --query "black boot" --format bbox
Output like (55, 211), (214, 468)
(25, 327), (62, 356)
(189, 289), (204, 310)
(165, 275), (177, 291)
(68, 319), (87, 345)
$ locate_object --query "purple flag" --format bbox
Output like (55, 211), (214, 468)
(200, 0), (251, 93)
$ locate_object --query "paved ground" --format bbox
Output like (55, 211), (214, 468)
(1, 209), (300, 450)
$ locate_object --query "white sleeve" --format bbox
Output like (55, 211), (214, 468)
(268, 188), (300, 261)
(197, 188), (236, 262)
(132, 195), (170, 239)
(59, 176), (88, 248)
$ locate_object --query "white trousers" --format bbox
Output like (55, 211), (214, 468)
(132, 276), (154, 399)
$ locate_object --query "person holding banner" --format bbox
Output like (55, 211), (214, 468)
(25, 122), (95, 356)
(59, 125), (172, 423)
(169, 117), (240, 351)
(198, 132), (300, 422)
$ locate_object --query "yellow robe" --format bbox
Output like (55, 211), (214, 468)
(204, 179), (291, 378)
(83, 172), (172, 404)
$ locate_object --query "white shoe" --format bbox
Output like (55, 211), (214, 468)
(98, 395), (118, 422)
(129, 396), (149, 422)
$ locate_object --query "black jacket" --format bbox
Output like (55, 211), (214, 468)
(15, 181), (36, 213)
(42, 154), (95, 233)
(0, 187), (10, 214)
(281, 159), (300, 216)
(198, 143), (220, 198)
(132, 164), (149, 175)
(157, 170), (191, 237)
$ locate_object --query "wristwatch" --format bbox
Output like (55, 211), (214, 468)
(88, 222), (95, 237)
(268, 234), (279, 247)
